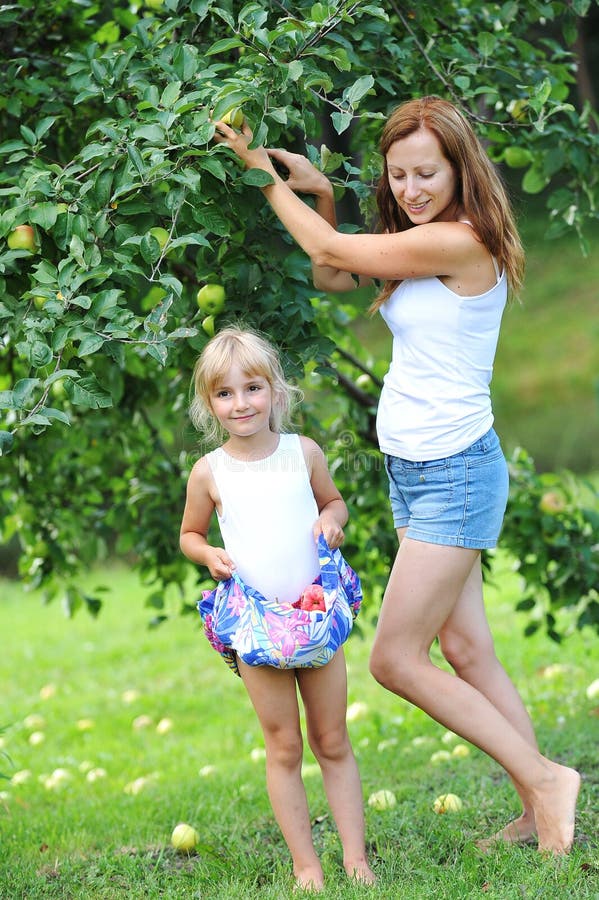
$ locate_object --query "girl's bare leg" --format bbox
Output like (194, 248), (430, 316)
(369, 537), (580, 854)
(238, 660), (324, 890)
(298, 651), (376, 885)
(439, 555), (537, 847)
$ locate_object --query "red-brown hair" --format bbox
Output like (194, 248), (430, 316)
(370, 96), (524, 312)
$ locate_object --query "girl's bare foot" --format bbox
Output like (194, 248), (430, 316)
(345, 859), (377, 885)
(534, 764), (580, 855)
(294, 864), (325, 892)
(475, 811), (536, 853)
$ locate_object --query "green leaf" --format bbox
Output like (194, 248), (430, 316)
(146, 342), (169, 365)
(160, 81), (182, 109)
(344, 75), (374, 106)
(239, 169), (275, 187)
(199, 157), (227, 182)
(127, 145), (146, 178)
(205, 37), (245, 55)
(69, 376), (113, 409)
(132, 124), (166, 142)
(35, 117), (56, 140)
(20, 124), (37, 146)
(32, 260), (58, 285)
(477, 32), (497, 57)
(193, 207), (231, 236)
(12, 378), (39, 407)
(69, 235), (86, 267)
(140, 232), (162, 263)
(0, 431), (14, 455)
(78, 334), (106, 357)
(0, 140), (28, 156)
(331, 111), (353, 135)
(29, 203), (59, 230)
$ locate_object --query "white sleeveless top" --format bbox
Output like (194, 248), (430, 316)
(207, 433), (320, 604)
(376, 263), (506, 461)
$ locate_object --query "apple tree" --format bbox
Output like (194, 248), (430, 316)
(1, 0), (597, 633)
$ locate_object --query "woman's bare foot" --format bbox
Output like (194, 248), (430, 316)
(345, 859), (377, 885)
(475, 811), (536, 853)
(533, 764), (580, 855)
(294, 864), (325, 892)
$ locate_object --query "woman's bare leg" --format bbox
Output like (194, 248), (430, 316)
(298, 651), (376, 884)
(238, 660), (323, 890)
(439, 555), (537, 847)
(369, 536), (579, 854)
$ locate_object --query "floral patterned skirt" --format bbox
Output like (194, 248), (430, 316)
(198, 535), (362, 677)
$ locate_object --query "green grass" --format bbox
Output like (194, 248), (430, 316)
(0, 557), (597, 899)
(351, 214), (599, 474)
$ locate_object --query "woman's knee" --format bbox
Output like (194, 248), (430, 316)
(368, 643), (419, 700)
(439, 628), (496, 675)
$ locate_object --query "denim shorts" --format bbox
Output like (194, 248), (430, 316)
(384, 428), (509, 549)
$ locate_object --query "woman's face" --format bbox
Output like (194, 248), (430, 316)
(385, 126), (460, 224)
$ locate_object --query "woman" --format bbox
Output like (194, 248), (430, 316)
(214, 96), (580, 854)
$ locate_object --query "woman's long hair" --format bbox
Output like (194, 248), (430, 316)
(370, 96), (524, 312)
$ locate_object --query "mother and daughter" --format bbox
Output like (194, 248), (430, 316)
(179, 96), (580, 890)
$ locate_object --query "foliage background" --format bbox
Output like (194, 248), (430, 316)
(0, 0), (598, 634)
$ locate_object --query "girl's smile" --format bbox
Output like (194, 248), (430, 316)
(210, 363), (274, 440)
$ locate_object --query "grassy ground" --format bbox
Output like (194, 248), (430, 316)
(351, 214), (599, 474)
(0, 556), (597, 899)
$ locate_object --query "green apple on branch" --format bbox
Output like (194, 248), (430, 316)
(196, 283), (226, 316)
(7, 224), (37, 253)
(220, 107), (245, 130)
(148, 226), (169, 250)
(201, 315), (215, 338)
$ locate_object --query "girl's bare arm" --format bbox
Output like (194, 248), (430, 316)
(180, 458), (235, 580)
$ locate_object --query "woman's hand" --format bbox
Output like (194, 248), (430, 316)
(267, 148), (333, 198)
(213, 119), (276, 176)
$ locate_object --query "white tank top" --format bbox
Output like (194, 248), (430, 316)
(207, 433), (320, 604)
(376, 265), (506, 461)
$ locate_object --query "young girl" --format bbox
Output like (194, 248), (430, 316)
(180, 326), (375, 891)
(214, 97), (580, 855)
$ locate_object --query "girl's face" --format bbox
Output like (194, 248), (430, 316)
(386, 126), (459, 224)
(209, 362), (274, 439)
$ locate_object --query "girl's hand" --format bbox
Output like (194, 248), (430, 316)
(213, 119), (275, 176)
(206, 547), (236, 581)
(313, 515), (345, 550)
(267, 149), (332, 198)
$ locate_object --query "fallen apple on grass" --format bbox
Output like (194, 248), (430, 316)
(171, 822), (200, 852)
(586, 678), (599, 700)
(367, 789), (397, 811)
(430, 750), (452, 764)
(433, 793), (463, 814)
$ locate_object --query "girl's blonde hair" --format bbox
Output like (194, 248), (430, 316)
(370, 96), (525, 312)
(189, 325), (302, 444)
